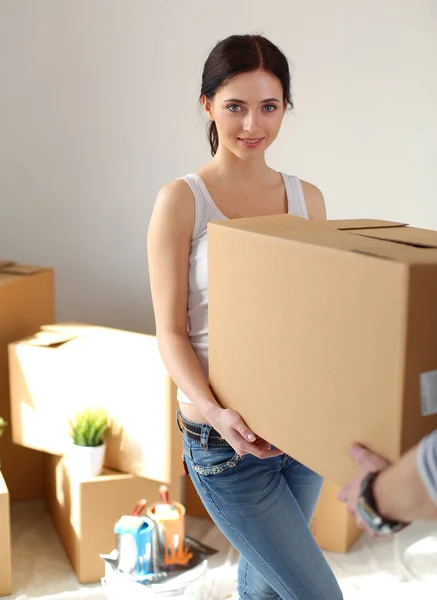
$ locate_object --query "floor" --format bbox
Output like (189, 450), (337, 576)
(7, 500), (437, 600)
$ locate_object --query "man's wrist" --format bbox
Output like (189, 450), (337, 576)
(372, 467), (408, 523)
(359, 470), (410, 534)
(372, 468), (393, 520)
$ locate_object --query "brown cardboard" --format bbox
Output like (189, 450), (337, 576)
(9, 323), (183, 485)
(0, 261), (55, 500)
(0, 472), (12, 596)
(208, 215), (437, 486)
(310, 481), (362, 553)
(325, 219), (407, 230)
(44, 455), (183, 583)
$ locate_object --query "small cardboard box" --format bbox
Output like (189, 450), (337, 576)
(9, 323), (183, 485)
(208, 216), (437, 486)
(310, 481), (362, 553)
(44, 455), (183, 584)
(0, 471), (12, 596)
(0, 261), (55, 501)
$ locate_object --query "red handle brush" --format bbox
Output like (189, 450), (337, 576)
(131, 498), (147, 517)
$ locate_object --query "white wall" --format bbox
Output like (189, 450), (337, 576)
(1, 0), (436, 333)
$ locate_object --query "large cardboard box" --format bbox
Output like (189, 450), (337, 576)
(0, 471), (12, 596)
(44, 455), (183, 583)
(208, 216), (437, 486)
(9, 323), (183, 485)
(310, 481), (362, 553)
(0, 261), (55, 500)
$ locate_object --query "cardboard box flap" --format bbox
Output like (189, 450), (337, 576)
(353, 226), (437, 249)
(325, 219), (408, 231)
(21, 331), (77, 348)
(210, 217), (433, 263)
(275, 229), (421, 262)
(0, 263), (45, 276)
(209, 215), (437, 262)
(209, 216), (408, 239)
(41, 323), (108, 337)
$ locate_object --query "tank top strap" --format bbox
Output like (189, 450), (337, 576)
(178, 173), (222, 241)
(282, 174), (309, 219)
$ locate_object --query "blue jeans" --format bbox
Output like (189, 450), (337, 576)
(181, 416), (343, 600)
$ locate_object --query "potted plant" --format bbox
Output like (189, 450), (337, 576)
(0, 417), (8, 471)
(69, 408), (111, 478)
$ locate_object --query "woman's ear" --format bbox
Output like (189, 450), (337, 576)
(201, 95), (214, 121)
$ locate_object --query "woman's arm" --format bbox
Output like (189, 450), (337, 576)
(147, 180), (281, 458)
(147, 180), (221, 418)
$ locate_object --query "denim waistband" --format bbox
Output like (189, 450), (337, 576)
(176, 409), (229, 449)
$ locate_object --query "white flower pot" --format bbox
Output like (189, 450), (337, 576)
(69, 442), (107, 478)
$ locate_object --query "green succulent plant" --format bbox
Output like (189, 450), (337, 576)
(69, 409), (111, 447)
(0, 417), (7, 438)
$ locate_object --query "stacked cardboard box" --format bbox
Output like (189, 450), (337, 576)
(0, 268), (197, 581)
(9, 324), (181, 480)
(44, 455), (182, 583)
(0, 261), (55, 501)
(208, 216), (437, 487)
(9, 323), (184, 582)
(0, 471), (12, 596)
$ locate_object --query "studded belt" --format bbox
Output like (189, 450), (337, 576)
(176, 410), (229, 447)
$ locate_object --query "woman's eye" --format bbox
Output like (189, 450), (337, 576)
(263, 104), (277, 112)
(227, 104), (242, 112)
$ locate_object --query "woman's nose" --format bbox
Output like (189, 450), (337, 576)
(242, 111), (260, 134)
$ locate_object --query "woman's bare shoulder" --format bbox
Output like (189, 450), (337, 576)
(155, 178), (194, 211)
(149, 177), (195, 239)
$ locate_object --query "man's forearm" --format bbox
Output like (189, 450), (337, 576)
(373, 444), (437, 522)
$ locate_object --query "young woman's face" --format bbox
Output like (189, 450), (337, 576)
(203, 69), (287, 159)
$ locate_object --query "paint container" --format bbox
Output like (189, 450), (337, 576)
(114, 515), (155, 577)
(146, 501), (191, 568)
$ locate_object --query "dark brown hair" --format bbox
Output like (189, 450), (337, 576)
(200, 34), (293, 156)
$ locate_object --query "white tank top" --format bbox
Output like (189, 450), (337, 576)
(177, 172), (309, 404)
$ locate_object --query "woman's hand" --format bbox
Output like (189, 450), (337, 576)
(206, 407), (283, 459)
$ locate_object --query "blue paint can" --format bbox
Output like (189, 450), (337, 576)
(114, 515), (155, 577)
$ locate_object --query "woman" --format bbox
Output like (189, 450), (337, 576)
(148, 34), (343, 600)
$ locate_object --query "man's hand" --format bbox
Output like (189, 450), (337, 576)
(338, 444), (390, 534)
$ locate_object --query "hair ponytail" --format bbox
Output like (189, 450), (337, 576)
(208, 121), (219, 157)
